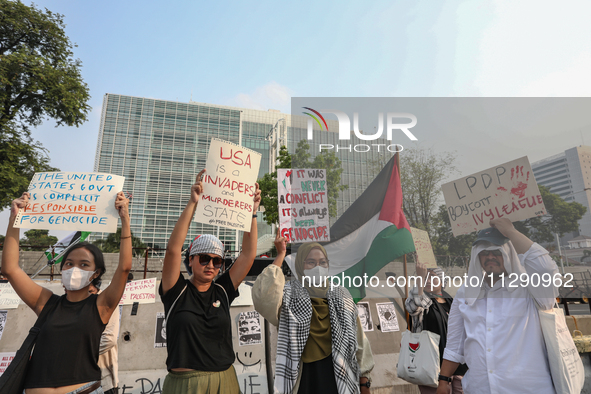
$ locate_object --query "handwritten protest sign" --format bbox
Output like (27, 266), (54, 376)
(0, 283), (22, 309)
(442, 156), (546, 236)
(13, 172), (125, 233)
(410, 227), (437, 268)
(194, 138), (261, 232)
(119, 278), (157, 305)
(0, 352), (15, 377)
(277, 169), (330, 243)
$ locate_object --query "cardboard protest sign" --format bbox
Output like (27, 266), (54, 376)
(410, 227), (437, 268)
(119, 278), (157, 305)
(194, 138), (261, 232)
(442, 156), (546, 236)
(0, 283), (21, 309)
(277, 169), (330, 243)
(13, 172), (125, 233)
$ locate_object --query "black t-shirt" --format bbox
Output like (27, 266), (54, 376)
(159, 271), (239, 371)
(25, 294), (106, 388)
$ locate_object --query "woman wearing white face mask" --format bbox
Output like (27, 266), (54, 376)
(253, 235), (375, 394)
(1, 192), (132, 394)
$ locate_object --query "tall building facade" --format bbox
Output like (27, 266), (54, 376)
(532, 145), (591, 239)
(93, 94), (391, 251)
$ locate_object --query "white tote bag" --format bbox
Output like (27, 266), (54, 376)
(537, 305), (585, 394)
(397, 330), (440, 387)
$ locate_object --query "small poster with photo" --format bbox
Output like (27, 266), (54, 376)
(154, 312), (166, 348)
(357, 302), (373, 332)
(376, 302), (400, 333)
(238, 311), (262, 346)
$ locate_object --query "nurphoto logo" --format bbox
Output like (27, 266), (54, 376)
(302, 107), (418, 153)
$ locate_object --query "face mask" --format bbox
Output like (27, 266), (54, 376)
(303, 266), (329, 287)
(62, 267), (96, 291)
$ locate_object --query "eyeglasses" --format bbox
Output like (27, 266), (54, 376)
(304, 259), (329, 269)
(479, 250), (503, 257)
(196, 254), (224, 269)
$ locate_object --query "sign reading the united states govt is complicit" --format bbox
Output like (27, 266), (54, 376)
(13, 172), (125, 233)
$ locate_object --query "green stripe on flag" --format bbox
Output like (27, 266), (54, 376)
(337, 226), (415, 302)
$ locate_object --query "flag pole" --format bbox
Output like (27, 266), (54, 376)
(396, 152), (410, 327)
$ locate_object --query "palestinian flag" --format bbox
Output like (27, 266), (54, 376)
(288, 154), (415, 301)
(45, 231), (91, 265)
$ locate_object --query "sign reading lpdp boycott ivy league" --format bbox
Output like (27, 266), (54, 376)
(194, 138), (261, 232)
(442, 156), (546, 236)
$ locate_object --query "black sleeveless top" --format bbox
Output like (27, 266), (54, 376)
(25, 294), (106, 388)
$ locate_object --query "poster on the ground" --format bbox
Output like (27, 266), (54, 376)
(277, 168), (330, 243)
(357, 302), (374, 332)
(119, 278), (157, 305)
(442, 156), (546, 236)
(376, 302), (400, 332)
(0, 311), (7, 341)
(0, 283), (21, 309)
(410, 227), (437, 268)
(0, 352), (16, 377)
(13, 172), (125, 233)
(194, 138), (261, 232)
(154, 312), (166, 348)
(238, 311), (262, 346)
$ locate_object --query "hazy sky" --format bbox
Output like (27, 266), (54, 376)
(3, 0), (591, 237)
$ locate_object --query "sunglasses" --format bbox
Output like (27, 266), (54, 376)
(479, 250), (503, 257)
(196, 254), (224, 268)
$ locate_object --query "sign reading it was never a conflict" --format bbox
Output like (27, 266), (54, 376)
(442, 156), (546, 236)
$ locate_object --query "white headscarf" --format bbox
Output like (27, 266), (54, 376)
(464, 241), (526, 306)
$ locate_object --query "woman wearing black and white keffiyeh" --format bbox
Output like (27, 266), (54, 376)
(253, 233), (374, 394)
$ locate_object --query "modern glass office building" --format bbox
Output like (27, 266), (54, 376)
(93, 94), (392, 251)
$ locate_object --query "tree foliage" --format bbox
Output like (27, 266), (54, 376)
(20, 229), (57, 250)
(93, 228), (147, 256)
(431, 204), (477, 256)
(513, 185), (587, 243)
(0, 0), (90, 209)
(400, 147), (457, 234)
(257, 140), (347, 226)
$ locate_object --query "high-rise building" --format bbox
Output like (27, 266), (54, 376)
(93, 94), (391, 251)
(531, 145), (591, 239)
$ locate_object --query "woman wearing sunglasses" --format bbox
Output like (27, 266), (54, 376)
(159, 169), (261, 394)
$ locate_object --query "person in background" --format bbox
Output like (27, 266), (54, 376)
(405, 264), (467, 394)
(89, 281), (120, 394)
(159, 169), (261, 393)
(253, 233), (374, 394)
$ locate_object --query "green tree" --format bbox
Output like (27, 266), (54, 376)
(20, 229), (57, 250)
(514, 185), (587, 243)
(431, 204), (476, 257)
(0, 0), (91, 209)
(257, 140), (347, 226)
(400, 147), (457, 234)
(93, 228), (147, 256)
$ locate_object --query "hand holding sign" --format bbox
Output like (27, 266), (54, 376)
(11, 192), (29, 217)
(191, 169), (206, 204)
(253, 182), (261, 213)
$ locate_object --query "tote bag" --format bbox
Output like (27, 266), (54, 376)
(397, 330), (441, 387)
(537, 305), (584, 394)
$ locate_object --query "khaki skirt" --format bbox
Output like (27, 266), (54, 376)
(162, 365), (240, 394)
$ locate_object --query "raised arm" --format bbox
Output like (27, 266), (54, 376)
(161, 170), (205, 294)
(228, 182), (261, 289)
(97, 192), (132, 323)
(1, 193), (53, 315)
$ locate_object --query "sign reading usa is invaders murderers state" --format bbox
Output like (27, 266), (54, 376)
(13, 172), (125, 233)
(194, 138), (261, 232)
(442, 156), (546, 236)
(277, 168), (330, 243)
